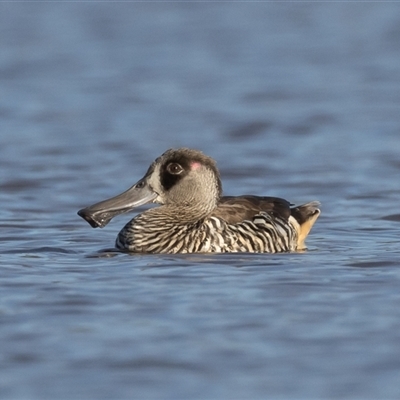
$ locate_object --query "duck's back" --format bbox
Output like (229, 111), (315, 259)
(208, 196), (320, 252)
(212, 195), (291, 224)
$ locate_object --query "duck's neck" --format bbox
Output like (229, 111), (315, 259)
(140, 202), (217, 225)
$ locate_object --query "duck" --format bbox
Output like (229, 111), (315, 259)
(78, 148), (320, 254)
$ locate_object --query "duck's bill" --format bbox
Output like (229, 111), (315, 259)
(77, 182), (157, 228)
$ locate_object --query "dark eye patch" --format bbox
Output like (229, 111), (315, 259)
(160, 158), (190, 191)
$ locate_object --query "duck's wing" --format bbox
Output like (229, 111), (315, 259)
(211, 195), (292, 224)
(213, 196), (321, 250)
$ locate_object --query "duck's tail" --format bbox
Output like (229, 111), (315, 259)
(290, 201), (321, 250)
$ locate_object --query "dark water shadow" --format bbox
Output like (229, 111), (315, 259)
(84, 248), (123, 258)
(346, 260), (400, 268)
(1, 246), (77, 255)
(82, 247), (316, 271)
(381, 214), (400, 222)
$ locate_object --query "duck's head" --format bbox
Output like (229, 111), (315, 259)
(78, 148), (222, 228)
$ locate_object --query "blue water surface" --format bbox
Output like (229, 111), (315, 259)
(1, 3), (400, 399)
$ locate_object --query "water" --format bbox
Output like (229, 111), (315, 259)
(1, 2), (400, 399)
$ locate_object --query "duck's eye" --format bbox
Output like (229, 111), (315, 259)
(167, 163), (184, 175)
(135, 180), (145, 188)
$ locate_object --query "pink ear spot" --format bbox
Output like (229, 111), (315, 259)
(190, 162), (202, 170)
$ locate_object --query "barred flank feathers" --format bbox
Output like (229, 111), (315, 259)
(117, 212), (299, 254)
